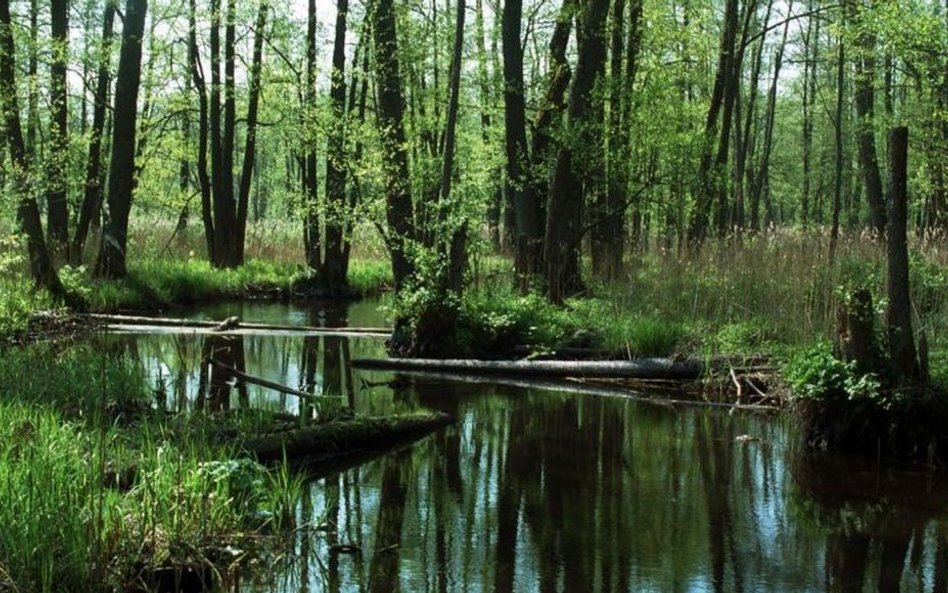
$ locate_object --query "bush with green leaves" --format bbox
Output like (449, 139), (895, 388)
(784, 341), (896, 408)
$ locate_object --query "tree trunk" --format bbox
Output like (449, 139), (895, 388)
(303, 0), (320, 271)
(373, 0), (416, 293)
(95, 0), (147, 279)
(475, 0), (502, 251)
(886, 127), (920, 383)
(189, 0), (214, 260)
(688, 0), (741, 244)
(846, 0), (886, 236)
(503, 0), (543, 282)
(47, 0), (70, 253)
(590, 0), (626, 281)
(236, 0), (268, 264)
(322, 0), (350, 290)
(830, 34), (845, 259)
(526, 0), (574, 263)
(71, 1), (116, 264)
(750, 0), (793, 231)
(0, 0), (62, 293)
(439, 0), (467, 293)
(801, 1), (818, 226)
(741, 0), (774, 232)
(544, 0), (610, 303)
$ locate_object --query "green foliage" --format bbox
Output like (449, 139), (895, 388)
(0, 343), (304, 591)
(455, 289), (573, 355)
(712, 319), (775, 356)
(58, 264), (93, 301)
(566, 298), (687, 356)
(0, 344), (150, 423)
(784, 342), (891, 407)
(0, 235), (52, 335)
(88, 258), (296, 311)
(346, 259), (394, 296)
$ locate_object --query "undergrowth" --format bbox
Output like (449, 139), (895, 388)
(0, 344), (302, 592)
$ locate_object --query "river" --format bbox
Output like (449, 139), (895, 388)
(103, 300), (948, 593)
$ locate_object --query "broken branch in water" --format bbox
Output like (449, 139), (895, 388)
(206, 357), (343, 401)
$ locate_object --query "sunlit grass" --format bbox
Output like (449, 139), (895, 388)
(0, 344), (303, 592)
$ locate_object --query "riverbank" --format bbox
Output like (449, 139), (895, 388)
(0, 341), (449, 592)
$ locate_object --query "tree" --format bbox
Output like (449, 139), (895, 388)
(373, 0), (416, 293)
(502, 0), (543, 283)
(846, 0), (886, 236)
(0, 0), (62, 293)
(194, 0), (268, 268)
(47, 0), (70, 253)
(95, 0), (148, 279)
(320, 0), (351, 291)
(544, 0), (611, 303)
(71, 1), (116, 264)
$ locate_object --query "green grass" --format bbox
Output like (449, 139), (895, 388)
(0, 344), (303, 592)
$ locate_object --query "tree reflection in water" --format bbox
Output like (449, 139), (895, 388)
(100, 302), (948, 593)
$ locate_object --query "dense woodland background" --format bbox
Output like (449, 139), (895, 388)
(1, 0), (947, 306)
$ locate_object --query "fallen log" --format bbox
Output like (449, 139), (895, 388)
(106, 324), (390, 339)
(378, 369), (780, 413)
(241, 412), (454, 463)
(83, 313), (391, 334)
(206, 357), (342, 401)
(351, 357), (706, 381)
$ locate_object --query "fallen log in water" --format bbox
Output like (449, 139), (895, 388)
(351, 357), (706, 381)
(206, 357), (342, 401)
(83, 313), (391, 334)
(376, 369), (780, 413)
(241, 412), (454, 463)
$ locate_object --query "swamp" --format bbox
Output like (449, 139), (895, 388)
(1, 0), (948, 591)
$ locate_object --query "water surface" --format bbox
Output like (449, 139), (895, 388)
(104, 300), (948, 593)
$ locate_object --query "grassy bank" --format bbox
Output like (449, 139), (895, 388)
(401, 231), (948, 369)
(0, 344), (303, 592)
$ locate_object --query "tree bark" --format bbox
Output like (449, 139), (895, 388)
(801, 1), (818, 226)
(322, 0), (350, 290)
(373, 0), (416, 292)
(830, 34), (845, 259)
(688, 0), (741, 244)
(303, 0), (320, 270)
(846, 0), (886, 236)
(71, 1), (116, 264)
(0, 0), (62, 293)
(503, 0), (543, 282)
(590, 0), (626, 281)
(95, 0), (147, 279)
(886, 127), (920, 383)
(475, 0), (502, 251)
(439, 0), (467, 293)
(189, 0), (214, 260)
(47, 0), (70, 252)
(544, 0), (610, 303)
(236, 1), (268, 264)
(750, 0), (793, 231)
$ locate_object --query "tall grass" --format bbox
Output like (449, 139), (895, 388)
(454, 230), (948, 359)
(595, 231), (948, 355)
(0, 345), (302, 592)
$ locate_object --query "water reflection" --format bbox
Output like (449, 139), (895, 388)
(102, 302), (948, 593)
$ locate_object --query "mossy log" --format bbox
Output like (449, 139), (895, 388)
(352, 357), (706, 380)
(240, 412), (454, 463)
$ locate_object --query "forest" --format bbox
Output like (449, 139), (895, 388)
(1, 0), (948, 590)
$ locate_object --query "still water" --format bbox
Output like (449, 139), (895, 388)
(106, 300), (948, 593)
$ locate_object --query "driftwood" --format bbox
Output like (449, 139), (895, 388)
(352, 357), (706, 381)
(206, 357), (341, 401)
(241, 412), (454, 462)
